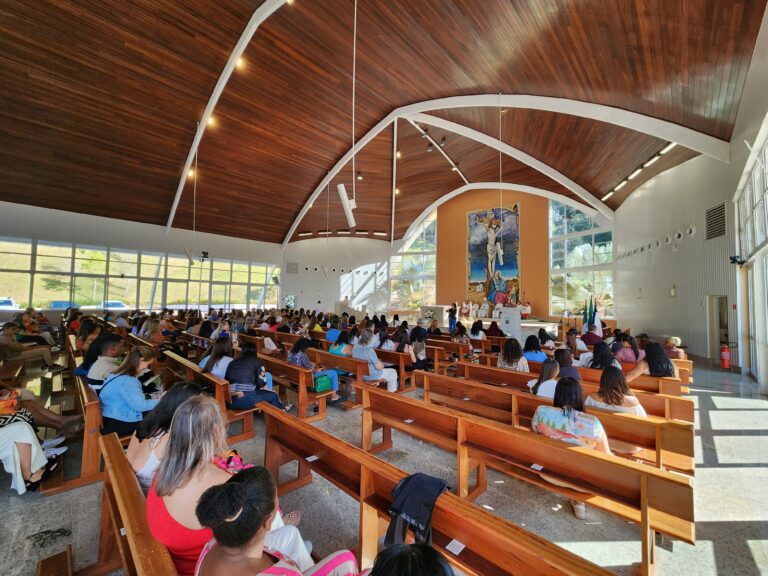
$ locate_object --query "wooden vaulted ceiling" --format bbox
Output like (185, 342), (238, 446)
(0, 0), (765, 244)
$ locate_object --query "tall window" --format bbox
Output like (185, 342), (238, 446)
(389, 211), (437, 312)
(0, 238), (280, 311)
(737, 137), (768, 259)
(549, 201), (614, 318)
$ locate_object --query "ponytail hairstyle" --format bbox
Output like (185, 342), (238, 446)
(532, 358), (560, 396)
(195, 466), (277, 548)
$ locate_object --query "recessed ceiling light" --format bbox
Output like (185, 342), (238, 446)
(628, 168), (642, 180)
(643, 155), (661, 167)
(298, 232), (312, 237)
(396, 150), (401, 159)
(615, 180), (628, 191)
(207, 116), (216, 126)
(373, 231), (387, 236)
(308, 203), (313, 208)
(660, 142), (677, 154)
(187, 169), (195, 179)
(395, 188), (400, 195)
(236, 58), (245, 69)
(356, 173), (363, 181)
(601, 191), (614, 201)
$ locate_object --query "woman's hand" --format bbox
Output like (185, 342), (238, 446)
(375, 361), (384, 370)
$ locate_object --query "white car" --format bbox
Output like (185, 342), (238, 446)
(0, 297), (18, 311)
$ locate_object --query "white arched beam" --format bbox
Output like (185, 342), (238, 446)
(282, 94), (729, 247)
(408, 112), (612, 220)
(401, 183), (606, 244)
(166, 0), (286, 229)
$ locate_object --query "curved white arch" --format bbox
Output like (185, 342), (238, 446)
(166, 0), (286, 229)
(282, 94), (729, 246)
(402, 183), (607, 244)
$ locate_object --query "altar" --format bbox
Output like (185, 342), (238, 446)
(420, 305), (451, 326)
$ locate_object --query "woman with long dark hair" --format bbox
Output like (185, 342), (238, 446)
(523, 335), (547, 362)
(200, 337), (234, 380)
(586, 367), (646, 416)
(497, 338), (528, 372)
(527, 358), (560, 398)
(615, 334), (645, 363)
(626, 342), (678, 382)
(554, 348), (580, 380)
(583, 342), (621, 369)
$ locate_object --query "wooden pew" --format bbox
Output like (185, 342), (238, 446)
(258, 354), (334, 422)
(527, 360), (686, 396)
(162, 351), (257, 443)
(420, 371), (694, 474)
(621, 359), (693, 385)
(357, 387), (694, 576)
(178, 332), (213, 361)
(261, 403), (611, 576)
(425, 339), (471, 374)
(375, 349), (416, 392)
(41, 433), (177, 575)
(455, 361), (695, 423)
(0, 358), (25, 387)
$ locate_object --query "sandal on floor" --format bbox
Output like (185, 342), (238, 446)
(282, 511), (302, 526)
(283, 403), (295, 412)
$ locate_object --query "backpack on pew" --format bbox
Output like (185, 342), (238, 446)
(311, 374), (333, 393)
(385, 472), (449, 546)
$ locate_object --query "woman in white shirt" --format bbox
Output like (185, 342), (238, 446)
(497, 338), (529, 372)
(199, 337), (234, 379)
(585, 367), (646, 416)
(565, 330), (588, 354)
(527, 358), (560, 398)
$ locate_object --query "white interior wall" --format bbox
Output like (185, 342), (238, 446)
(0, 201), (282, 264)
(614, 9), (768, 364)
(281, 238), (392, 313)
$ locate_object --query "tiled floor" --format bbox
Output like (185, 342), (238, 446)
(2, 359), (766, 575)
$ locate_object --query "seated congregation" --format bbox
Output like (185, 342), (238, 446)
(2, 306), (692, 575)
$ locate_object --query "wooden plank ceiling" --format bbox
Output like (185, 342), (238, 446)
(0, 0), (764, 243)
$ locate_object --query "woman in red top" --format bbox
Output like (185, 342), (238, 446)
(146, 395), (312, 575)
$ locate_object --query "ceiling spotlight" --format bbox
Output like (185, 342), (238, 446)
(601, 191), (614, 201)
(356, 173), (363, 181)
(451, 163), (459, 172)
(643, 155), (661, 167)
(308, 203), (313, 208)
(187, 169), (195, 179)
(427, 143), (433, 152)
(286, 0), (294, 4)
(660, 142), (677, 154)
(395, 188), (400, 195)
(628, 168), (642, 180)
(615, 180), (628, 191)
(396, 150), (402, 159)
(207, 116), (216, 127)
(236, 57), (245, 69)
(440, 137), (446, 147)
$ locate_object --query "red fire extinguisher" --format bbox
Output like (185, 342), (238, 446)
(720, 344), (731, 370)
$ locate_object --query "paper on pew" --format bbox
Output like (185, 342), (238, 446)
(446, 539), (465, 555)
(306, 455), (319, 462)
(404, 419), (414, 424)
(531, 463), (544, 471)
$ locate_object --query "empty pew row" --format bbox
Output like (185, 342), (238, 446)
(456, 362), (695, 423)
(420, 371), (694, 474)
(358, 386), (694, 576)
(261, 403), (612, 576)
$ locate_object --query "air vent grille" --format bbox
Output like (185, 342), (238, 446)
(286, 262), (299, 274)
(705, 203), (726, 240)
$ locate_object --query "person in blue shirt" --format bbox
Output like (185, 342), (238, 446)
(99, 346), (161, 437)
(522, 335), (548, 362)
(325, 320), (341, 344)
(353, 329), (398, 392)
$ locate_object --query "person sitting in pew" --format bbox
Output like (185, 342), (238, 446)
(585, 367), (646, 416)
(579, 342), (621, 369)
(377, 330), (397, 352)
(75, 318), (101, 355)
(329, 331), (353, 357)
(353, 330), (399, 393)
(200, 337), (235, 380)
(497, 337), (528, 372)
(450, 323), (471, 346)
(127, 381), (204, 495)
(427, 319), (442, 336)
(288, 338), (341, 402)
(225, 343), (293, 413)
(522, 335), (548, 362)
(531, 377), (611, 519)
(602, 328), (623, 346)
(99, 346), (161, 437)
(147, 396), (312, 575)
(199, 320), (214, 339)
(537, 328), (556, 350)
(664, 336), (685, 360)
(0, 421), (60, 494)
(366, 543), (454, 576)
(615, 334), (645, 363)
(0, 322), (66, 372)
(563, 329), (588, 354)
(625, 342), (679, 383)
(553, 349), (580, 380)
(409, 332), (429, 371)
(195, 466), (359, 576)
(210, 321), (231, 341)
(527, 358), (560, 398)
(579, 324), (603, 347)
(325, 320), (341, 343)
(0, 386), (83, 437)
(85, 333), (125, 390)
